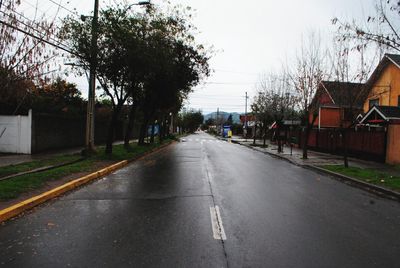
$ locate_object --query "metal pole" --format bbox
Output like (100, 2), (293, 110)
(244, 91), (248, 139)
(217, 107), (219, 135)
(85, 0), (99, 153)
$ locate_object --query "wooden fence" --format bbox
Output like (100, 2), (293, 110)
(294, 128), (387, 162)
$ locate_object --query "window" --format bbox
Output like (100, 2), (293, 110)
(369, 98), (379, 109)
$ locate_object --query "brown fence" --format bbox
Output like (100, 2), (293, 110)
(295, 128), (387, 162)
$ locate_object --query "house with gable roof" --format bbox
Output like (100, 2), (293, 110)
(362, 54), (400, 111)
(310, 81), (366, 128)
(359, 54), (400, 164)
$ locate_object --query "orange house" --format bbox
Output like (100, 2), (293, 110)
(310, 81), (365, 128)
(361, 54), (400, 164)
(363, 54), (400, 112)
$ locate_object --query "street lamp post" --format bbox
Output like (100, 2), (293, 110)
(84, 0), (150, 154)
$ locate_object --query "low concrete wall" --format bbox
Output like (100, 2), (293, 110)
(0, 110), (32, 154)
(1, 110), (136, 154)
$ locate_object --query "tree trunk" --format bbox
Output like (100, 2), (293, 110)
(302, 125), (310, 159)
(262, 120), (267, 147)
(138, 117), (149, 145)
(277, 124), (282, 153)
(124, 105), (136, 149)
(105, 105), (122, 155)
(159, 116), (165, 143)
(342, 128), (349, 168)
(253, 124), (257, 145)
(150, 123), (155, 143)
(303, 111), (317, 159)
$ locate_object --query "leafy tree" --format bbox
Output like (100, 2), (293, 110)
(62, 6), (150, 153)
(62, 4), (210, 153)
(201, 117), (215, 131)
(136, 6), (210, 144)
(0, 66), (35, 114)
(178, 109), (204, 133)
(32, 77), (84, 115)
(205, 118), (215, 126)
(225, 114), (233, 126)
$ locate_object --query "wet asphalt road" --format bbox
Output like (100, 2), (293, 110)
(0, 132), (400, 267)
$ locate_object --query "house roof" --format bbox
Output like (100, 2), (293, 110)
(319, 81), (366, 108)
(376, 105), (400, 118)
(365, 53), (400, 89)
(360, 105), (400, 123)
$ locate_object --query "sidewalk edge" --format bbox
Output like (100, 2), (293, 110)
(305, 165), (400, 201)
(0, 141), (175, 223)
(232, 140), (400, 201)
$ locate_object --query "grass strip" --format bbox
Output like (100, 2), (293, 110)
(0, 155), (82, 178)
(321, 165), (400, 192)
(0, 139), (173, 201)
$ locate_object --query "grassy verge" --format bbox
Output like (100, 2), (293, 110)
(321, 165), (400, 192)
(0, 139), (174, 201)
(0, 155), (82, 178)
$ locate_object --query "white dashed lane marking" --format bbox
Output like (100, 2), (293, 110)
(210, 206), (227, 240)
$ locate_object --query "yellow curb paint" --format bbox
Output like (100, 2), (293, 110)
(0, 141), (175, 223)
(0, 160), (128, 223)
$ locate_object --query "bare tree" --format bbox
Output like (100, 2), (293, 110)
(333, 0), (400, 54)
(327, 39), (374, 167)
(252, 71), (296, 152)
(289, 32), (327, 159)
(0, 0), (60, 114)
(0, 1), (60, 80)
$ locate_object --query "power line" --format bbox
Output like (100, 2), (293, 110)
(7, 4), (62, 30)
(213, 68), (259, 76)
(46, 0), (78, 16)
(0, 10), (72, 53)
(204, 81), (254, 85)
(189, 93), (248, 98)
(0, 19), (83, 58)
(190, 96), (244, 99)
(20, 0), (51, 18)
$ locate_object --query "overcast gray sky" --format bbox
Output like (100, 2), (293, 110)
(16, 0), (375, 114)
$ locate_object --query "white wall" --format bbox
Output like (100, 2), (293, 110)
(0, 110), (32, 154)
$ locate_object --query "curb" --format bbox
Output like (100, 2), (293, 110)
(231, 140), (400, 201)
(0, 141), (175, 223)
(305, 165), (400, 201)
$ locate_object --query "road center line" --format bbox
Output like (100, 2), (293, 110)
(210, 206), (227, 240)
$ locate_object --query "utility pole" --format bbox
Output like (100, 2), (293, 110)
(216, 107), (219, 135)
(244, 91), (248, 139)
(85, 0), (99, 154)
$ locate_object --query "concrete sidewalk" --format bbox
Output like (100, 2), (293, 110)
(0, 140), (136, 168)
(229, 136), (400, 175)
